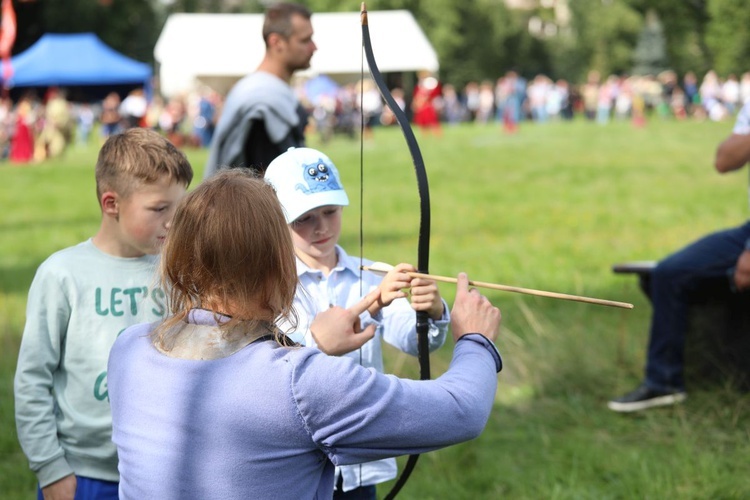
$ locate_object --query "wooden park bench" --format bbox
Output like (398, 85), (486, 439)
(612, 261), (750, 389)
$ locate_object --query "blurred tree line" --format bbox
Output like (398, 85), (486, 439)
(6, 0), (750, 87)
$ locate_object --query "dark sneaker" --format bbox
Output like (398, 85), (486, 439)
(608, 383), (686, 413)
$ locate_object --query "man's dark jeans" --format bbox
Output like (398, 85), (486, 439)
(645, 220), (750, 391)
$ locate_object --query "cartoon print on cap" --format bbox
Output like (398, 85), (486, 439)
(295, 159), (343, 194)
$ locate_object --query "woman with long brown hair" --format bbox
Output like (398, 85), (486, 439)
(107, 169), (503, 499)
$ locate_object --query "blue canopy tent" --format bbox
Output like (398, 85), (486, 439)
(304, 75), (340, 106)
(2, 33), (151, 89)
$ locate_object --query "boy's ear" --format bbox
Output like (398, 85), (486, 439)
(101, 191), (119, 218)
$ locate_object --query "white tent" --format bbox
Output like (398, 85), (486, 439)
(154, 10), (439, 97)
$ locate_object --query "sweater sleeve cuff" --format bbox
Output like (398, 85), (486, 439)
(36, 455), (74, 489)
(456, 333), (503, 372)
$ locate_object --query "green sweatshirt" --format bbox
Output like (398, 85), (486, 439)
(14, 239), (167, 488)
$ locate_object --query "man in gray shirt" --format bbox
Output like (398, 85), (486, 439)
(205, 2), (316, 177)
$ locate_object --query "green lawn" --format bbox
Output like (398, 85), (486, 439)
(2, 118), (749, 499)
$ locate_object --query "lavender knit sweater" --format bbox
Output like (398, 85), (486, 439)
(108, 309), (502, 499)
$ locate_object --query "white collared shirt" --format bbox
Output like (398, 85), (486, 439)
(283, 245), (449, 491)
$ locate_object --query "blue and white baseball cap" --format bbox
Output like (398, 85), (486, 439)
(264, 147), (349, 224)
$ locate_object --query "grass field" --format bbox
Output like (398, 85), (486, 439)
(2, 118), (749, 498)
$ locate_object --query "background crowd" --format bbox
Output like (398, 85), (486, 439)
(1, 67), (748, 165)
(0, 86), (222, 164)
(302, 68), (750, 141)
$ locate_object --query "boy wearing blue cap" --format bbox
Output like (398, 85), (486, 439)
(265, 147), (450, 499)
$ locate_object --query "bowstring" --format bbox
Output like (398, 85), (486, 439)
(359, 41), (365, 301)
(359, 25), (366, 378)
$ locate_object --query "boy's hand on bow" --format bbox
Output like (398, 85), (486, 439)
(409, 274), (445, 320)
(367, 263), (412, 316)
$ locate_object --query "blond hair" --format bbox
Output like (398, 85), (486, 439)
(95, 128), (193, 202)
(152, 169), (298, 350)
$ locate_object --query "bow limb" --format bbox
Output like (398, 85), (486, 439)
(361, 3), (431, 498)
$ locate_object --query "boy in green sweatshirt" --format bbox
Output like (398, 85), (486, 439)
(14, 128), (193, 499)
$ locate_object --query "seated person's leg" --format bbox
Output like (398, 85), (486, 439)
(610, 222), (750, 412)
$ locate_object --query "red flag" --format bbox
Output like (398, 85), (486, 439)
(0, 0), (16, 85)
(0, 0), (16, 58)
